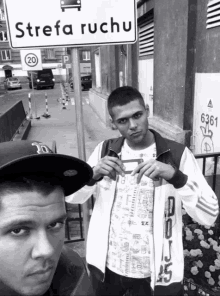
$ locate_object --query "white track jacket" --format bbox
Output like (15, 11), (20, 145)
(66, 132), (219, 290)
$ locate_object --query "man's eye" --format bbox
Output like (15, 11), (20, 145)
(48, 222), (65, 230)
(134, 113), (142, 119)
(11, 228), (28, 236)
(118, 119), (127, 124)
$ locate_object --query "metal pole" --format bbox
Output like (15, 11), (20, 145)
(31, 72), (39, 119)
(28, 93), (33, 119)
(71, 47), (90, 245)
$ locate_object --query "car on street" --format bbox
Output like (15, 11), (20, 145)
(69, 74), (92, 91)
(61, 0), (81, 12)
(4, 77), (22, 90)
(27, 69), (55, 90)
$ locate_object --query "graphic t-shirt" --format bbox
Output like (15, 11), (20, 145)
(106, 141), (157, 278)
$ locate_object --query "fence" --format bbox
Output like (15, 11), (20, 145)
(183, 152), (220, 296)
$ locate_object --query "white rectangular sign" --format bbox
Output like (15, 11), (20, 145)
(4, 0), (137, 49)
(193, 73), (220, 154)
(20, 49), (42, 70)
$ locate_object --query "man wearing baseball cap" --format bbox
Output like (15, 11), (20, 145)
(0, 140), (93, 296)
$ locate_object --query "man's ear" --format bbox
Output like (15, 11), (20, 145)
(145, 103), (150, 118)
(109, 117), (117, 130)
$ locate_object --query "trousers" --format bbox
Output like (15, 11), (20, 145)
(88, 266), (183, 296)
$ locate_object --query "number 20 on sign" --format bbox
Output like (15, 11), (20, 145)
(25, 53), (38, 67)
(20, 50), (42, 71)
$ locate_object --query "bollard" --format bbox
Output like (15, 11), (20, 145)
(42, 93), (51, 118)
(62, 97), (66, 109)
(65, 92), (69, 104)
(27, 93), (33, 119)
(64, 83), (70, 101)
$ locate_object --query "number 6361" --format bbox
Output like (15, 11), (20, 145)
(201, 113), (218, 127)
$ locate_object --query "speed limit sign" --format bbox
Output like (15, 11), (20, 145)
(20, 50), (42, 70)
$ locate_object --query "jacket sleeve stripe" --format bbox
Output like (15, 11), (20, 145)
(191, 180), (199, 189)
(198, 199), (219, 211)
(186, 182), (196, 192)
(200, 196), (218, 207)
(196, 204), (219, 217)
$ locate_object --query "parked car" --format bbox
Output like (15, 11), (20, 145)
(69, 74), (92, 91)
(61, 0), (81, 12)
(4, 77), (22, 90)
(28, 69), (55, 90)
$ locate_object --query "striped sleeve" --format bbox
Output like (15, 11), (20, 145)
(177, 148), (219, 226)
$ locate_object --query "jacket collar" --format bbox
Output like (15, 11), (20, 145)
(50, 247), (85, 296)
(149, 129), (170, 157)
(110, 129), (170, 157)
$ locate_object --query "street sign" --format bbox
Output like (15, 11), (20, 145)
(4, 0), (137, 49)
(66, 64), (71, 69)
(20, 49), (42, 70)
(62, 55), (70, 64)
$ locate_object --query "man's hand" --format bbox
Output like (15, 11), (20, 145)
(93, 156), (125, 181)
(131, 159), (176, 184)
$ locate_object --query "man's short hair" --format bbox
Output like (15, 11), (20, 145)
(107, 86), (145, 117)
(0, 174), (64, 198)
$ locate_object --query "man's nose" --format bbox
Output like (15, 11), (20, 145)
(31, 230), (55, 260)
(129, 119), (137, 129)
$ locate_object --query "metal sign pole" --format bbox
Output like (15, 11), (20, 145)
(31, 71), (39, 120)
(71, 47), (90, 244)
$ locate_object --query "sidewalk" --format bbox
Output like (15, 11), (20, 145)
(26, 90), (119, 257)
(27, 91), (119, 159)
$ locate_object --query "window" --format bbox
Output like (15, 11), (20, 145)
(82, 51), (91, 61)
(45, 49), (55, 59)
(94, 49), (101, 88)
(0, 31), (7, 42)
(0, 9), (5, 21)
(207, 0), (220, 29)
(1, 50), (11, 61)
(138, 18), (154, 57)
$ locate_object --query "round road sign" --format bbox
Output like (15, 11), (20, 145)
(25, 53), (39, 67)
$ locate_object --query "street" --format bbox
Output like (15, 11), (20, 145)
(0, 82), (119, 158)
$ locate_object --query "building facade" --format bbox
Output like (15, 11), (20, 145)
(88, 0), (220, 152)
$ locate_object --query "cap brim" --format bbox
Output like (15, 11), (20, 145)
(0, 154), (93, 196)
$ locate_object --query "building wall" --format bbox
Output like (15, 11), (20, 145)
(89, 45), (116, 125)
(89, 44), (138, 126)
(191, 0), (220, 154)
(195, 0), (220, 73)
(148, 0), (197, 145)
(87, 0), (195, 144)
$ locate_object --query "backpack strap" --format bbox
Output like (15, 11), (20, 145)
(101, 139), (111, 158)
(101, 137), (125, 158)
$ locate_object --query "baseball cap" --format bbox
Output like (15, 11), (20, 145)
(0, 140), (93, 196)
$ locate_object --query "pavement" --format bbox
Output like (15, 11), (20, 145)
(25, 86), (119, 158)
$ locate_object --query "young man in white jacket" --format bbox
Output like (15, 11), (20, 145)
(66, 86), (219, 296)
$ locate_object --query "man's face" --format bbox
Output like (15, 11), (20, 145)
(0, 187), (67, 296)
(111, 99), (149, 148)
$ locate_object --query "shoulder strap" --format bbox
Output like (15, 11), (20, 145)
(101, 137), (125, 158)
(101, 139), (111, 158)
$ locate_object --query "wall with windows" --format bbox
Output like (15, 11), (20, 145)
(137, 1), (154, 117)
(80, 49), (91, 74)
(139, 0), (197, 146)
(195, 0), (220, 72)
